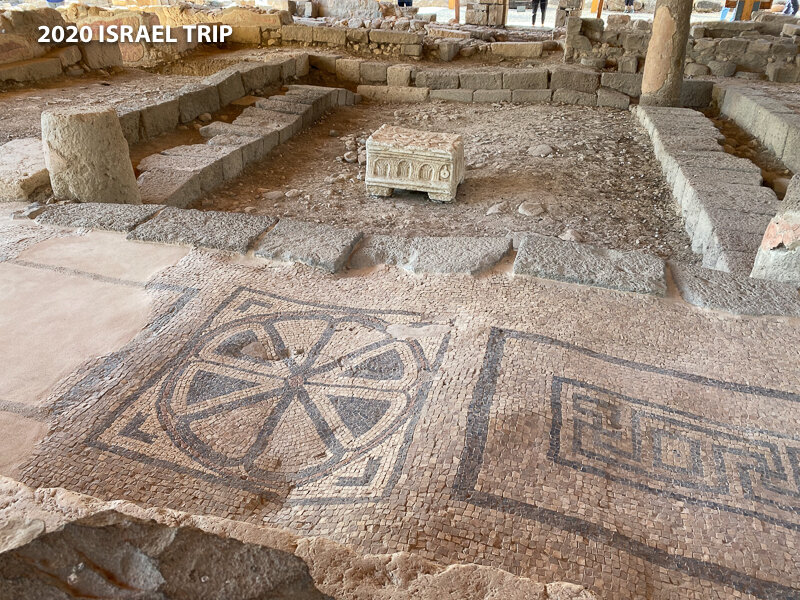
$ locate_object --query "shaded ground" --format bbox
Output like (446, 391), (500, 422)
(201, 100), (698, 262)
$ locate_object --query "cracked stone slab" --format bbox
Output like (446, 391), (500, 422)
(513, 234), (667, 296)
(253, 219), (362, 273)
(128, 207), (276, 254)
(36, 203), (164, 232)
(670, 262), (800, 317)
(350, 234), (511, 275)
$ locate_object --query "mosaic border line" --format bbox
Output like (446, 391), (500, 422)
(453, 327), (800, 600)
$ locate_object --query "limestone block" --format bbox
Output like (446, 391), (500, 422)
(0, 138), (50, 202)
(116, 108), (141, 146)
(309, 53), (339, 73)
(514, 234), (667, 295)
(511, 89), (553, 103)
(459, 71), (503, 90)
(679, 80), (713, 108)
(294, 53), (310, 77)
(368, 30), (424, 45)
(336, 58), (363, 83)
(162, 144), (244, 182)
(128, 207), (275, 253)
(233, 108), (302, 143)
(401, 44), (423, 57)
(439, 41), (460, 62)
(549, 67), (601, 93)
(473, 89), (512, 102)
(416, 70), (459, 89)
(207, 134), (270, 166)
(270, 56), (296, 80)
(346, 29), (369, 44)
(238, 61), (281, 93)
(365, 125), (464, 202)
(256, 97), (314, 127)
(490, 42), (544, 58)
(203, 67), (246, 106)
(360, 61), (388, 84)
(177, 84), (221, 124)
(431, 89), (475, 102)
(387, 64), (415, 87)
(350, 235), (511, 274)
(253, 219), (362, 273)
(140, 97), (179, 139)
(502, 68), (548, 90)
(0, 57), (62, 83)
(312, 26), (347, 46)
(766, 62), (800, 83)
(597, 87), (630, 109)
(708, 60), (737, 77)
(229, 25), (262, 45)
(357, 85), (430, 103)
(137, 169), (202, 208)
(670, 262), (800, 316)
(617, 55), (639, 74)
(137, 151), (224, 195)
(281, 24), (314, 43)
(42, 106), (140, 205)
(552, 88), (597, 106)
(36, 202), (162, 232)
(79, 41), (123, 70)
(751, 208), (800, 284)
(53, 45), (81, 68)
(600, 72), (642, 97)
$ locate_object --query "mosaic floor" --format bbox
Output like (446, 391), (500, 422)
(17, 248), (800, 600)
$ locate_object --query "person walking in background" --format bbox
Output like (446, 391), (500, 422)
(623, 0), (635, 13)
(783, 0), (798, 15)
(531, 0), (547, 25)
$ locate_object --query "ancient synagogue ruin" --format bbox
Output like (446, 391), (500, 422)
(0, 0), (799, 597)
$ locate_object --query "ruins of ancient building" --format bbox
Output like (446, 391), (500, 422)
(0, 0), (798, 597)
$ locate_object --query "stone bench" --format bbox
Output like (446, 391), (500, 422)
(365, 125), (464, 203)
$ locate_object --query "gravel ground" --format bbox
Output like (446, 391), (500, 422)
(0, 68), (198, 143)
(201, 100), (700, 263)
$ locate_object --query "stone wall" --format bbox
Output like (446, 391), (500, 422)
(62, 5), (198, 68)
(564, 13), (800, 81)
(309, 57), (713, 108)
(0, 7), (123, 84)
(465, 0), (508, 27)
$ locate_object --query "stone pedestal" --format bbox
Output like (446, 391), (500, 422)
(365, 125), (464, 203)
(41, 105), (141, 204)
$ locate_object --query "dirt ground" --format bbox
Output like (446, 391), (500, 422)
(0, 68), (198, 143)
(201, 100), (700, 262)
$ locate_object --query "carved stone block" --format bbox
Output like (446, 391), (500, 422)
(365, 125), (464, 202)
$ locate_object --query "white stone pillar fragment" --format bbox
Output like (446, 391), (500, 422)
(41, 105), (141, 205)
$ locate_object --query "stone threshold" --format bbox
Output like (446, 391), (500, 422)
(26, 201), (800, 317)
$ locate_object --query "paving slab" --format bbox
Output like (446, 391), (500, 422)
(128, 208), (276, 254)
(670, 262), (800, 316)
(36, 203), (163, 232)
(513, 234), (667, 295)
(253, 218), (362, 273)
(350, 234), (511, 275)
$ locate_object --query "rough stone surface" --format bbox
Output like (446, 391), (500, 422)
(0, 478), (596, 600)
(41, 106), (141, 205)
(350, 234), (511, 274)
(366, 125), (464, 202)
(670, 262), (800, 316)
(36, 203), (163, 232)
(253, 218), (363, 272)
(514, 234), (667, 295)
(0, 138), (50, 203)
(128, 207), (276, 254)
